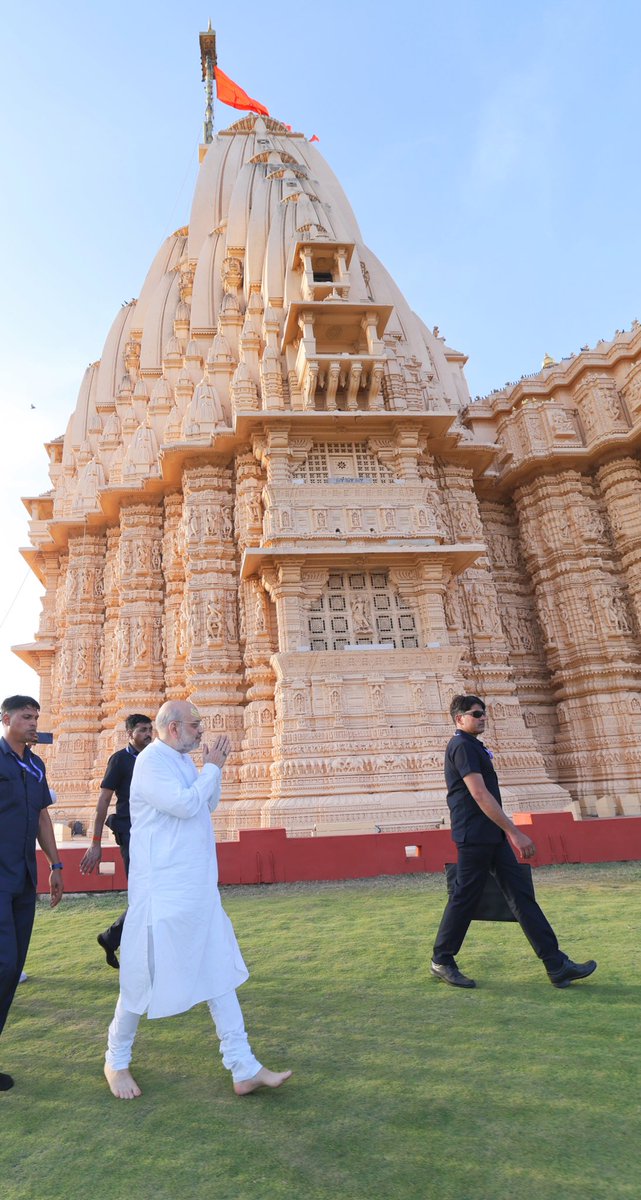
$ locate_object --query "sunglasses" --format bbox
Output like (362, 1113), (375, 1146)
(466, 710), (485, 718)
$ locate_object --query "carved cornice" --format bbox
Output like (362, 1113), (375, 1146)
(240, 542), (483, 580)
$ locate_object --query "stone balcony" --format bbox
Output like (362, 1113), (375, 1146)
(294, 346), (386, 411)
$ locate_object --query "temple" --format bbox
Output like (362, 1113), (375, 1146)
(14, 34), (641, 835)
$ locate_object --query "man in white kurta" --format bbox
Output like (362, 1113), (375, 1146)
(104, 700), (291, 1100)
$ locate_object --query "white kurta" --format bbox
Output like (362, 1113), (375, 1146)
(119, 739), (248, 1019)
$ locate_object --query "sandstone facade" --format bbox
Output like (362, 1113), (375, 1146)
(15, 110), (641, 834)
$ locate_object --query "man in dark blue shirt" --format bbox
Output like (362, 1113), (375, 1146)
(431, 694), (597, 990)
(80, 714), (152, 967)
(0, 694), (63, 1091)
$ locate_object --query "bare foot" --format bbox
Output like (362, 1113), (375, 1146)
(104, 1064), (142, 1100)
(234, 1066), (292, 1096)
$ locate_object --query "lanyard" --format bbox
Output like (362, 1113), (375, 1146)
(455, 731), (494, 760)
(7, 748), (44, 784)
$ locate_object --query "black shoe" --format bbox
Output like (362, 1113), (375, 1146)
(0, 1072), (14, 1091)
(430, 960), (476, 989)
(548, 958), (597, 988)
(97, 933), (119, 970)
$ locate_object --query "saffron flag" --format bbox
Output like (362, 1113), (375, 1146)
(310, 134), (320, 142)
(214, 67), (269, 116)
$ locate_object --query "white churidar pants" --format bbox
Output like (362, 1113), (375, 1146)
(106, 924), (261, 1083)
(105, 989), (262, 1083)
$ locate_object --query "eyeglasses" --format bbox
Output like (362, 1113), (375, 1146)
(466, 710), (485, 718)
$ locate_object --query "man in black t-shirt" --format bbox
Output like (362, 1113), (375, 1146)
(80, 714), (152, 968)
(431, 694), (597, 990)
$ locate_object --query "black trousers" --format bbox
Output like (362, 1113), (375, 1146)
(432, 839), (565, 972)
(100, 828), (130, 951)
(0, 876), (37, 1037)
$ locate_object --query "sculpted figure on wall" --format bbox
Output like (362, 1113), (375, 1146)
(206, 599), (223, 644)
(351, 596), (373, 634)
(595, 585), (633, 636)
(152, 619), (164, 665)
(225, 599), (237, 643)
(133, 618), (147, 662)
(187, 600), (201, 650)
(467, 586), (501, 638)
(121, 540), (133, 574)
(222, 507), (234, 539)
(187, 507), (200, 540)
(116, 621), (129, 669)
(254, 586), (267, 635)
(75, 641), (89, 681)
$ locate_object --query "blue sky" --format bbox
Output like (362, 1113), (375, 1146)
(1, 0), (640, 696)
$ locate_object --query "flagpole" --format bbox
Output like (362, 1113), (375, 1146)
(199, 21), (217, 144)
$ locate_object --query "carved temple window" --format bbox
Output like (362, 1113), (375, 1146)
(307, 571), (419, 651)
(291, 442), (396, 486)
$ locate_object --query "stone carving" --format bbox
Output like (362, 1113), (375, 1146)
(351, 597), (373, 634)
(222, 508), (233, 539)
(467, 587), (501, 638)
(187, 600), (201, 649)
(222, 256), (243, 294)
(549, 408), (577, 437)
(187, 508), (200, 539)
(254, 586), (267, 634)
(116, 621), (129, 668)
(595, 585), (633, 635)
(121, 540), (133, 574)
(225, 600), (237, 643)
(76, 642), (89, 681)
(152, 619), (164, 664)
(133, 618), (147, 661)
(206, 599), (223, 643)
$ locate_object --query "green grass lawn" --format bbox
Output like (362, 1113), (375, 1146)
(1, 864), (639, 1200)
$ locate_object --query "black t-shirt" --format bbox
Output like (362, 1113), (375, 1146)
(101, 746), (138, 831)
(444, 730), (503, 846)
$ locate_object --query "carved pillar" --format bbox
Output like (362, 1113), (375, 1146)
(162, 492), (187, 698)
(264, 559), (305, 651)
(48, 532), (105, 822)
(182, 464), (245, 803)
(515, 469), (641, 812)
(234, 574), (277, 822)
(51, 551), (68, 741)
(113, 504), (165, 726)
(439, 465), (514, 694)
(235, 451), (265, 551)
(596, 456), (641, 631)
(480, 498), (559, 779)
(233, 453), (275, 819)
(436, 464), (568, 808)
(92, 527), (122, 781)
(32, 553), (59, 730)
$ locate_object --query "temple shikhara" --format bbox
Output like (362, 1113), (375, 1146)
(14, 32), (641, 836)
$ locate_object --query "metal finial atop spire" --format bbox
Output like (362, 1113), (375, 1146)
(199, 22), (217, 144)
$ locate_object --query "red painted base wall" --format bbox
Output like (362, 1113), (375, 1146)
(36, 811), (641, 894)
